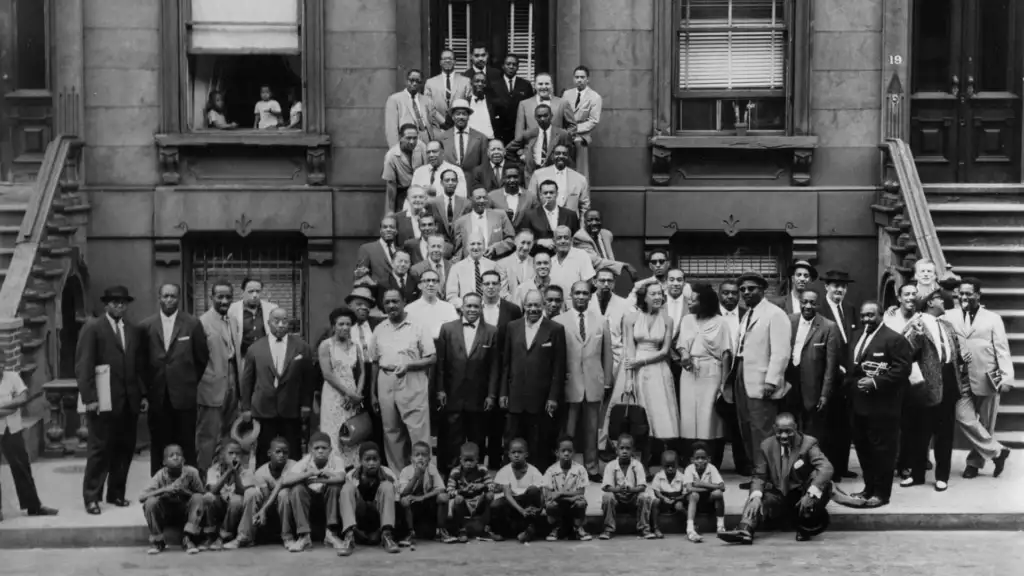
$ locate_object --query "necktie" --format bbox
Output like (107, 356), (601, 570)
(507, 77), (513, 93)
(387, 242), (395, 259)
(447, 197), (454, 222)
(411, 94), (425, 129)
(115, 321), (124, 349)
(855, 330), (871, 364)
(541, 130), (549, 164)
(837, 303), (847, 333)
(474, 259), (483, 294)
(574, 91), (581, 110)
(445, 74), (452, 106)
(458, 131), (466, 166)
(597, 234), (609, 259)
(357, 324), (368, 357)
(398, 275), (406, 291)
(737, 312), (753, 356)
(939, 324), (948, 364)
(579, 312), (586, 341)
(493, 163), (501, 183)
(430, 165), (438, 185)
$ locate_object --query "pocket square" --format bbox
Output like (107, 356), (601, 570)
(482, 344), (491, 349)
(178, 336), (190, 341)
(872, 352), (884, 357)
(813, 342), (824, 347)
(294, 355), (304, 360)
(793, 458), (805, 470)
(541, 342), (552, 348)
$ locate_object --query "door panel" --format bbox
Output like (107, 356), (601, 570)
(909, 99), (959, 183)
(430, 0), (549, 81)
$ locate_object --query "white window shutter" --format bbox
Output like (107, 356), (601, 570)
(446, 2), (472, 73)
(190, 0), (301, 54)
(507, 1), (535, 82)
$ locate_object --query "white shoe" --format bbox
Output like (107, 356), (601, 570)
(935, 480), (948, 492)
(324, 531), (343, 549)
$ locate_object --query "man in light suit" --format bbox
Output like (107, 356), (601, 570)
(497, 229), (536, 299)
(354, 216), (401, 289)
(573, 210), (637, 280)
(783, 290), (841, 441)
(555, 281), (613, 480)
(425, 49), (472, 132)
(591, 267), (635, 452)
(410, 234), (452, 296)
(561, 65), (602, 179)
(514, 73), (576, 140)
(426, 170), (471, 246)
(732, 272), (792, 482)
(491, 54), (534, 144)
(452, 187), (516, 260)
(77, 286), (147, 515)
(945, 277), (1014, 478)
(140, 283), (209, 474)
(228, 278), (279, 377)
(197, 280), (238, 475)
(441, 99), (489, 174)
(436, 293), (499, 472)
(384, 69), (434, 148)
(240, 308), (316, 467)
(506, 104), (575, 182)
(445, 233), (504, 310)
(410, 140), (468, 201)
(528, 145), (589, 219)
(470, 139), (508, 193)
(487, 163), (536, 229)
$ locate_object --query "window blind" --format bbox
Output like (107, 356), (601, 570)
(190, 0), (301, 54)
(445, 2), (472, 73)
(507, 0), (536, 82)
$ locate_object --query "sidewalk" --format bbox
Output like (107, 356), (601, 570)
(2, 449), (1021, 548)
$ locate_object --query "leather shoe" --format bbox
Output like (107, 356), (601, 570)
(738, 481), (752, 490)
(106, 498), (131, 507)
(962, 466), (979, 479)
(900, 477), (924, 488)
(993, 448), (1010, 478)
(862, 496), (888, 508)
(717, 529), (753, 545)
(934, 481), (948, 492)
(27, 506), (58, 516)
(85, 502), (101, 515)
(795, 532), (811, 542)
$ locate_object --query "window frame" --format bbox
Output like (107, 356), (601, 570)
(654, 0), (811, 138)
(159, 0), (325, 136)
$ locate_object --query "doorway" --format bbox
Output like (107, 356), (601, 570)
(909, 0), (1023, 183)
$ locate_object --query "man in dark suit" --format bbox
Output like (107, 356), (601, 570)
(404, 212), (454, 266)
(487, 163), (537, 229)
(498, 289), (566, 471)
(846, 301), (912, 507)
(817, 270), (859, 481)
(436, 292), (499, 472)
(772, 260), (819, 315)
(76, 285), (147, 515)
(441, 99), (488, 174)
(505, 104), (575, 182)
(140, 283), (209, 474)
(521, 180), (580, 254)
(377, 249), (420, 308)
(784, 290), (841, 442)
(719, 413), (834, 544)
(490, 53), (534, 144)
(240, 308), (317, 467)
(470, 139), (509, 193)
(355, 215), (400, 289)
(394, 186), (429, 246)
(426, 171), (471, 247)
(462, 41), (504, 85)
(480, 268), (522, 467)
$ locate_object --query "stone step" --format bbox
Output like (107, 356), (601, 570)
(0, 203), (28, 228)
(948, 266), (1024, 289)
(996, 404), (1024, 432)
(936, 226), (1024, 246)
(986, 310), (1024, 333)
(929, 203), (1024, 228)
(943, 245), (1024, 268)
(995, 430), (1024, 449)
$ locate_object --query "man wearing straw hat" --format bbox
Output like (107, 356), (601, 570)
(441, 98), (488, 174)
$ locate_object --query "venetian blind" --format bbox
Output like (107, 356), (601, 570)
(446, 2), (473, 73)
(677, 250), (783, 297)
(677, 0), (786, 91)
(190, 0), (301, 54)
(507, 0), (536, 81)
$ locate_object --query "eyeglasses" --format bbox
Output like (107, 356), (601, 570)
(421, 278), (439, 284)
(595, 277), (614, 283)
(649, 259), (666, 265)
(482, 281), (500, 286)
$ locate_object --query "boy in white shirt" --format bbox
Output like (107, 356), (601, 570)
(280, 432), (348, 552)
(254, 84), (282, 129)
(681, 441), (726, 542)
(490, 438), (545, 543)
(542, 435), (592, 542)
(647, 450), (686, 539)
(599, 433), (653, 540)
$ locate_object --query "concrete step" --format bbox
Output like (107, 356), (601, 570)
(925, 184), (1024, 204)
(995, 430), (1024, 449)
(0, 203), (28, 228)
(935, 226), (1024, 246)
(948, 266), (1024, 289)
(984, 310), (1024, 333)
(996, 404), (1024, 432)
(943, 245), (1024, 268)
(929, 203), (1024, 228)
(0, 182), (34, 202)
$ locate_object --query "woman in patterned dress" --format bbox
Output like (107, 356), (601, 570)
(317, 307), (365, 465)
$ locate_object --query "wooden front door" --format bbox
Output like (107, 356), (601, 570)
(0, 0), (53, 182)
(910, 0), (1023, 183)
(430, 0), (551, 82)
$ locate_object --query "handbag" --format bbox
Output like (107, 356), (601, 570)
(339, 410), (372, 447)
(608, 387), (649, 444)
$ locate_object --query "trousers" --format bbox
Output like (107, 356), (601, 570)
(378, 372), (431, 472)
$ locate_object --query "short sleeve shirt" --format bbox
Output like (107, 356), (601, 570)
(397, 463), (446, 495)
(253, 459), (298, 491)
(493, 464), (544, 498)
(289, 454), (347, 492)
(648, 469), (686, 495)
(543, 462), (589, 493)
(0, 370), (27, 433)
(681, 463), (724, 487)
(601, 459), (647, 490)
(371, 317), (436, 366)
(382, 141), (427, 188)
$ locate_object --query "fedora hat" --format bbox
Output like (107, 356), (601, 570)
(736, 271), (769, 289)
(230, 416), (261, 453)
(449, 98), (474, 114)
(821, 270), (855, 284)
(787, 260), (819, 281)
(345, 286), (376, 306)
(100, 285), (134, 303)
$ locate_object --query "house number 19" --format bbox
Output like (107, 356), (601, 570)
(889, 55), (904, 65)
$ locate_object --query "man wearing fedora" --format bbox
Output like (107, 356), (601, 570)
(76, 285), (147, 515)
(774, 260), (819, 315)
(818, 270), (860, 481)
(441, 98), (489, 175)
(346, 283), (389, 463)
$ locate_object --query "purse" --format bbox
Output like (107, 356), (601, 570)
(339, 410), (372, 447)
(608, 388), (649, 445)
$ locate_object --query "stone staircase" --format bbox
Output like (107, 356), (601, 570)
(926, 183), (1024, 448)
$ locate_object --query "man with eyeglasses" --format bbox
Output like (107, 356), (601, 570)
(405, 268), (459, 342)
(626, 249), (672, 308)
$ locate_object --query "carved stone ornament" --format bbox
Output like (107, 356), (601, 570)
(159, 146), (180, 185)
(791, 149), (813, 186)
(651, 145), (672, 186)
(723, 214), (741, 237)
(235, 213), (253, 238)
(306, 146), (327, 186)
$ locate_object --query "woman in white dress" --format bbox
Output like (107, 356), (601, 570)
(604, 282), (679, 459)
(317, 307), (365, 465)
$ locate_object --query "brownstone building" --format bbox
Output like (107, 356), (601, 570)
(1, 0), (1022, 449)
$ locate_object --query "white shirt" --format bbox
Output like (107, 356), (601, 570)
(409, 161), (467, 199)
(920, 314), (951, 364)
(544, 206), (559, 232)
(549, 248), (596, 298)
(1, 371), (27, 433)
(471, 211), (490, 247)
(405, 297), (459, 340)
(883, 309), (915, 334)
(552, 169), (568, 206)
(664, 293), (686, 337)
(483, 302), (501, 327)
(462, 318), (479, 349)
(525, 319), (541, 348)
(720, 306), (740, 345)
(161, 310), (178, 351)
(254, 99), (281, 129)
(827, 298), (848, 343)
(107, 314), (126, 349)
(853, 326), (881, 364)
(468, 96), (494, 139)
(792, 316), (812, 366)
(269, 334), (288, 387)
(354, 321), (376, 359)
(534, 126), (552, 166)
(454, 129), (469, 165)
(790, 292), (800, 314)
(504, 191), (521, 216)
(404, 209), (422, 238)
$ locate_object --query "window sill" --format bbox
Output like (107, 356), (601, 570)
(155, 131), (330, 148)
(649, 134), (818, 150)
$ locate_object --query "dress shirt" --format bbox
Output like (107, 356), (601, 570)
(462, 319), (478, 350)
(665, 294), (686, 337)
(553, 169), (568, 206)
(504, 191), (521, 216)
(720, 306), (740, 345)
(883, 310), (915, 334)
(534, 126), (552, 166)
(482, 302), (500, 327)
(920, 314), (951, 364)
(792, 317), (812, 366)
(269, 335), (288, 387)
(405, 297), (459, 340)
(790, 292), (800, 314)
(410, 161), (467, 198)
(471, 212), (489, 247)
(354, 321), (375, 359)
(827, 298), (848, 343)
(853, 327), (881, 365)
(107, 314), (126, 350)
(404, 209), (422, 238)
(1, 371), (27, 433)
(525, 319), (541, 348)
(161, 310), (178, 351)
(468, 96), (494, 139)
(549, 248), (596, 298)
(544, 206), (559, 232)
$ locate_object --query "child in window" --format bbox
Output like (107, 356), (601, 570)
(647, 449), (686, 539)
(338, 442), (400, 556)
(396, 441), (451, 547)
(446, 442), (498, 543)
(254, 84), (282, 129)
(202, 440), (248, 551)
(490, 438), (546, 543)
(223, 437), (297, 550)
(205, 90), (237, 129)
(681, 441), (726, 542)
(599, 433), (653, 540)
(282, 431), (347, 552)
(286, 87), (303, 129)
(542, 435), (592, 542)
(139, 444), (206, 554)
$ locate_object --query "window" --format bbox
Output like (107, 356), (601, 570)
(507, 1), (536, 82)
(434, 0), (544, 82)
(674, 234), (786, 297)
(13, 0), (48, 90)
(443, 2), (473, 73)
(674, 0), (788, 133)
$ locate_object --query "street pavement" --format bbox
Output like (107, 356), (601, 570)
(3, 532), (1023, 575)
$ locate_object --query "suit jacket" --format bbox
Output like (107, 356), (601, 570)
(462, 65), (504, 85)
(228, 300), (279, 366)
(505, 126), (576, 178)
(436, 319), (499, 412)
(424, 72), (472, 129)
(573, 228), (622, 276)
(561, 87), (603, 144)
(140, 311), (209, 411)
(380, 272), (421, 308)
(497, 253), (534, 298)
(819, 298), (858, 365)
(198, 308), (237, 408)
(402, 236), (454, 265)
(384, 90), (435, 148)
(751, 433), (834, 497)
(786, 313), (841, 411)
(500, 317), (567, 414)
(845, 324), (913, 418)
(445, 256), (503, 309)
(555, 309), (613, 403)
(394, 212), (420, 247)
(452, 209), (516, 259)
(426, 194), (472, 246)
(487, 299), (523, 355)
(903, 315), (949, 407)
(937, 316), (972, 398)
(75, 314), (145, 415)
(486, 188), (537, 228)
(521, 205), (581, 246)
(469, 161), (506, 193)
(589, 293), (635, 377)
(410, 258), (452, 295)
(355, 239), (396, 289)
(515, 96), (577, 140)
(528, 165), (590, 217)
(944, 307), (1015, 396)
(240, 335), (316, 419)
(734, 299), (792, 400)
(490, 74), (534, 143)
(441, 127), (489, 173)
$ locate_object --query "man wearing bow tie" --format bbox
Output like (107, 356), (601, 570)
(466, 72), (500, 141)
(561, 65), (603, 180)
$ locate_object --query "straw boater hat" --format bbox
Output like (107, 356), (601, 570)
(230, 416), (261, 453)
(345, 285), (376, 306)
(449, 98), (474, 114)
(787, 260), (819, 281)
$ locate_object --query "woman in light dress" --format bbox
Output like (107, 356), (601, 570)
(676, 283), (733, 466)
(604, 282), (679, 459)
(317, 307), (365, 465)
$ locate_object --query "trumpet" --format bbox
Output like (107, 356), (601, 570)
(861, 360), (890, 378)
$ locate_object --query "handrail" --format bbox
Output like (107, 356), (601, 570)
(880, 138), (948, 274)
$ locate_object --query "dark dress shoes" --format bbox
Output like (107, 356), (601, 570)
(962, 465), (980, 479)
(738, 481), (752, 490)
(85, 502), (101, 515)
(27, 506), (58, 516)
(993, 448), (1010, 478)
(842, 471), (858, 479)
(717, 529), (753, 545)
(107, 498), (131, 507)
(862, 496), (888, 508)
(795, 532), (811, 542)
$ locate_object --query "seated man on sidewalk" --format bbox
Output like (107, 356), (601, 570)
(719, 413), (833, 544)
(0, 370), (58, 521)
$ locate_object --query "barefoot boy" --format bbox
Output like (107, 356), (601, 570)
(202, 440), (248, 551)
(647, 450), (686, 539)
(599, 434), (652, 540)
(681, 442), (726, 542)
